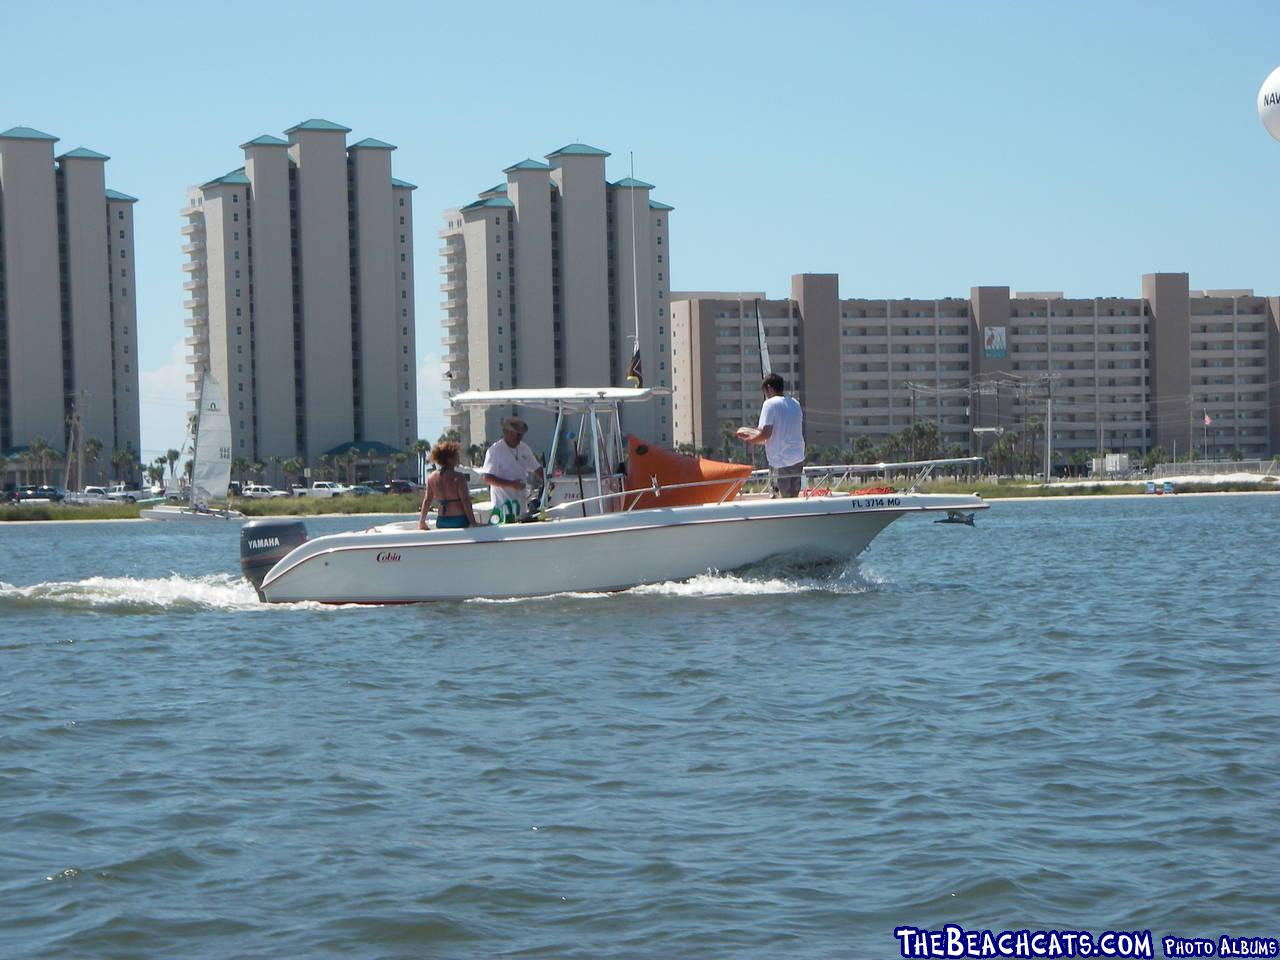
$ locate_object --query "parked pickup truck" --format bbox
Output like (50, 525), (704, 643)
(291, 481), (346, 498)
(241, 483), (290, 499)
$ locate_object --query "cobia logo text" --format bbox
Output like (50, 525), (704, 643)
(375, 551), (401, 563)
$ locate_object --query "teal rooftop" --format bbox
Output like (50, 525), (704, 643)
(480, 183), (508, 195)
(284, 118), (352, 133)
(350, 137), (396, 150)
(649, 200), (674, 211)
(241, 134), (289, 148)
(202, 167), (251, 189)
(611, 177), (655, 190)
(58, 146), (110, 161)
(0, 126), (58, 142)
(503, 158), (553, 172)
(391, 177), (417, 190)
(105, 189), (138, 203)
(546, 143), (610, 159)
(462, 196), (515, 210)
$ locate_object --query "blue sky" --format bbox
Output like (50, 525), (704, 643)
(4, 0), (1280, 457)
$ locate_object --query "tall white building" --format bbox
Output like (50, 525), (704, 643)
(441, 144), (674, 449)
(182, 119), (417, 475)
(0, 126), (140, 484)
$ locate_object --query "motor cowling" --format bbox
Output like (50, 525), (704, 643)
(240, 518), (308, 599)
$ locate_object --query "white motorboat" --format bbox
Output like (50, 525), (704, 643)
(239, 388), (987, 603)
(141, 371), (243, 522)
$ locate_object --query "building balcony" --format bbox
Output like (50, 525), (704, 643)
(179, 222), (203, 237)
(183, 297), (207, 310)
(440, 280), (465, 293)
(183, 315), (207, 330)
(441, 335), (465, 347)
(182, 281), (207, 294)
(444, 351), (466, 364)
(183, 335), (205, 347)
(181, 241), (204, 255)
(442, 313), (464, 328)
(181, 261), (202, 274)
(441, 297), (463, 310)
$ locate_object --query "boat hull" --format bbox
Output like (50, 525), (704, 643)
(258, 493), (983, 603)
(141, 505), (244, 521)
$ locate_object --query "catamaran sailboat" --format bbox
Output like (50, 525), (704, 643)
(141, 372), (243, 521)
(238, 388), (986, 603)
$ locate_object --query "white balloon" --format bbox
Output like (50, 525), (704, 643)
(1258, 66), (1280, 142)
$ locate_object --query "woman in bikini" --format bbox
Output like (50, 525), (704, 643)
(418, 441), (477, 530)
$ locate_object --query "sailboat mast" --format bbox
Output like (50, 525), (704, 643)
(189, 371), (203, 510)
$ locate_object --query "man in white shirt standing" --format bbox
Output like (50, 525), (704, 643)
(480, 416), (544, 517)
(736, 373), (806, 498)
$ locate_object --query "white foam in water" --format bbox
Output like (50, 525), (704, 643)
(0, 573), (326, 613)
(468, 559), (889, 602)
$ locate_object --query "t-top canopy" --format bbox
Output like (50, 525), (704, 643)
(451, 386), (670, 410)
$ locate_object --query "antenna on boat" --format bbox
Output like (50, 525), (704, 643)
(625, 152), (642, 388)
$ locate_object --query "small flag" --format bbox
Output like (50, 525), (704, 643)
(1203, 412), (1212, 426)
(626, 340), (643, 387)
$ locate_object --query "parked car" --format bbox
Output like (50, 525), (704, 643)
(292, 481), (345, 498)
(25, 485), (66, 502)
(241, 483), (290, 499)
(383, 479), (422, 495)
(348, 484), (378, 497)
(103, 484), (142, 503)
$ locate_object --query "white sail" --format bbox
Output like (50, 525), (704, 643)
(191, 372), (232, 505)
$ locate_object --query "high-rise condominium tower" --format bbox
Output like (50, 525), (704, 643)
(441, 144), (674, 448)
(182, 120), (417, 475)
(0, 126), (140, 485)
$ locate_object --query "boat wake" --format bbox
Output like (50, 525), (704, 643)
(469, 557), (889, 604)
(630, 556), (889, 598)
(0, 573), (317, 614)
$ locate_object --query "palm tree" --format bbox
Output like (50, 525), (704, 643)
(231, 457), (250, 486)
(343, 449), (358, 485)
(18, 450), (36, 485)
(437, 428), (461, 444)
(411, 439), (430, 483)
(314, 454), (331, 482)
(389, 451), (408, 481)
(268, 454), (282, 486)
(111, 449), (130, 483)
(466, 443), (483, 466)
(82, 436), (103, 487)
(282, 457), (304, 491)
(146, 462), (164, 488)
(28, 437), (51, 484)
(166, 448), (181, 484)
(251, 461), (265, 482)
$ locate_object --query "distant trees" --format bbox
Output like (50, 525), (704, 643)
(282, 457), (304, 491)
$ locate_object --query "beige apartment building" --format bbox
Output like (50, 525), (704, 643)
(441, 144), (674, 449)
(672, 273), (1280, 464)
(183, 120), (417, 474)
(0, 126), (140, 484)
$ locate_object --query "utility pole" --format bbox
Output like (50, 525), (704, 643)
(1044, 397), (1052, 482)
(909, 383), (917, 460)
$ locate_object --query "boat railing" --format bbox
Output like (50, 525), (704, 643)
(540, 475), (751, 519)
(746, 457), (984, 493)
(536, 456), (984, 519)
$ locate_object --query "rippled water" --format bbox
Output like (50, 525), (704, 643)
(1, 496), (1277, 958)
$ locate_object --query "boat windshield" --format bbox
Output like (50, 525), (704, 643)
(548, 408), (623, 477)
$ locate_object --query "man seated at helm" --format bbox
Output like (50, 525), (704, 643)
(480, 415), (544, 518)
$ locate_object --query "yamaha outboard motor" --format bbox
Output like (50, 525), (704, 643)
(240, 518), (308, 599)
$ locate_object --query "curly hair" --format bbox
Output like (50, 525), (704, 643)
(430, 440), (461, 468)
